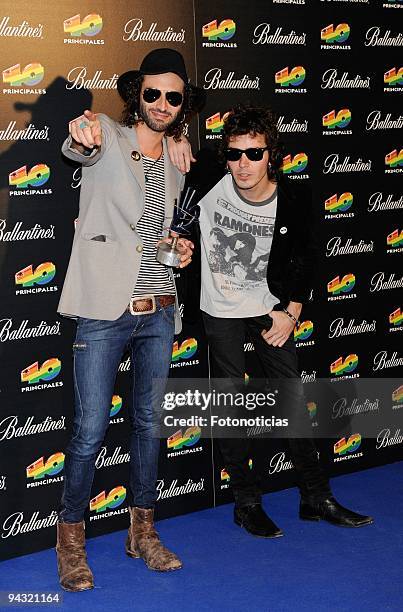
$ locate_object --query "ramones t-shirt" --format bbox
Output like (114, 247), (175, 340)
(199, 173), (280, 317)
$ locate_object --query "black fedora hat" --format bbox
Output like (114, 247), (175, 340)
(117, 48), (205, 112)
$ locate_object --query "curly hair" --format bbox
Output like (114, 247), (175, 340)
(120, 75), (204, 141)
(220, 103), (283, 181)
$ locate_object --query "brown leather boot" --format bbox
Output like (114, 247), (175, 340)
(125, 507), (182, 571)
(56, 521), (94, 591)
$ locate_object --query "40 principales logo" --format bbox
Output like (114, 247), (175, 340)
(8, 164), (52, 196)
(322, 109), (352, 135)
(15, 262), (57, 295)
(274, 66), (306, 93)
(2, 62), (46, 94)
(280, 153), (308, 179)
(330, 354), (359, 381)
(89, 486), (127, 521)
(63, 13), (104, 44)
(321, 23), (351, 49)
(334, 434), (363, 462)
(385, 149), (403, 173)
(325, 192), (354, 219)
(202, 19), (236, 47)
(384, 67), (403, 92)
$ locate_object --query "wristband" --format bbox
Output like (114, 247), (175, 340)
(282, 308), (299, 325)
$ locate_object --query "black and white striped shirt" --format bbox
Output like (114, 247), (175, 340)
(132, 154), (175, 297)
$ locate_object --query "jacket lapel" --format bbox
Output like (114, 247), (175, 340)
(115, 123), (145, 194)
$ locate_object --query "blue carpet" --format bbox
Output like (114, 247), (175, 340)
(1, 463), (402, 612)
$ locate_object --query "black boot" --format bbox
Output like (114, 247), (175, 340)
(300, 497), (373, 527)
(234, 504), (283, 538)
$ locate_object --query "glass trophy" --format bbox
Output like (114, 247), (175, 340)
(156, 187), (199, 267)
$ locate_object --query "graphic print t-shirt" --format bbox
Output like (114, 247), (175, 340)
(199, 173), (280, 317)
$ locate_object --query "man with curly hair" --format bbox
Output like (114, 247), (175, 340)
(185, 103), (373, 539)
(56, 48), (205, 591)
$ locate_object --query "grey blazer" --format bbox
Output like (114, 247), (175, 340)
(58, 114), (184, 334)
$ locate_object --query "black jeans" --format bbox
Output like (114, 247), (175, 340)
(203, 311), (331, 507)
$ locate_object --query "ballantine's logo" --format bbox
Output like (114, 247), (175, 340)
(26, 452), (65, 480)
(3, 62), (44, 86)
(385, 149), (403, 173)
(330, 354), (358, 377)
(329, 318), (376, 339)
(0, 17), (43, 38)
(110, 395), (122, 417)
(277, 116), (308, 133)
(167, 426), (201, 452)
(64, 13), (103, 42)
(368, 192), (403, 212)
(202, 19), (236, 47)
(294, 321), (314, 347)
(9, 164), (50, 188)
(156, 477), (205, 500)
(253, 24), (306, 45)
(322, 109), (352, 135)
(280, 153), (308, 179)
(0, 121), (49, 142)
(370, 272), (403, 293)
(205, 112), (229, 137)
(366, 111), (403, 130)
(326, 237), (373, 257)
(123, 19), (185, 43)
(390, 307), (403, 327)
(327, 273), (356, 297)
(15, 262), (56, 288)
(1, 510), (59, 539)
(0, 318), (60, 342)
(323, 154), (372, 174)
(90, 486), (126, 513)
(325, 193), (354, 219)
(321, 23), (351, 49)
(334, 434), (361, 455)
(95, 446), (130, 469)
(275, 66), (306, 87)
(268, 452), (294, 475)
(0, 221), (55, 241)
(66, 67), (118, 90)
(321, 69), (370, 89)
(365, 27), (403, 47)
(384, 67), (403, 91)
(203, 68), (259, 90)
(373, 351), (403, 371)
(376, 429), (403, 449)
(387, 229), (403, 252)
(0, 415), (66, 442)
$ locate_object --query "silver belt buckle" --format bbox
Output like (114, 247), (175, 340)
(129, 295), (156, 315)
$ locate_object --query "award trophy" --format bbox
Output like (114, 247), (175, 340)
(156, 187), (199, 267)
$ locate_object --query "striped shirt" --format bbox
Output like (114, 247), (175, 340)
(131, 154), (175, 297)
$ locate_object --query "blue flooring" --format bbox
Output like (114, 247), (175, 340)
(1, 462), (402, 612)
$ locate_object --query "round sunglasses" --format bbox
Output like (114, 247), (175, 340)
(224, 147), (269, 162)
(142, 88), (183, 108)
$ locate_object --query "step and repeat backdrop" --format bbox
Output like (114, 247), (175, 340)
(0, 0), (402, 560)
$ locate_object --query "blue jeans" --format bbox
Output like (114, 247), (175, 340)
(59, 302), (175, 523)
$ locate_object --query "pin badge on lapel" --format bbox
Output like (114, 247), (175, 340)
(131, 150), (141, 161)
(280, 226), (288, 234)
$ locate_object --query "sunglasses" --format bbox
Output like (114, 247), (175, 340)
(224, 147), (269, 162)
(142, 88), (183, 107)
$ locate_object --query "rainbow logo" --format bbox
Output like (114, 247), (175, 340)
(202, 19), (236, 41)
(275, 66), (306, 87)
(9, 164), (50, 188)
(110, 395), (123, 417)
(390, 308), (403, 326)
(26, 452), (65, 480)
(325, 192), (353, 213)
(281, 153), (308, 174)
(172, 338), (198, 362)
(330, 354), (358, 376)
(334, 434), (361, 455)
(327, 273), (356, 295)
(64, 13), (103, 37)
(307, 402), (317, 418)
(384, 67), (403, 86)
(323, 108), (351, 129)
(385, 149), (403, 168)
(221, 459), (252, 481)
(387, 229), (403, 247)
(90, 486), (126, 513)
(2, 62), (44, 86)
(15, 262), (55, 287)
(294, 320), (314, 341)
(21, 358), (61, 384)
(206, 112), (229, 133)
(392, 385), (403, 403)
(167, 426), (201, 450)
(321, 23), (350, 43)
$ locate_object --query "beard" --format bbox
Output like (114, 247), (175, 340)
(138, 99), (181, 133)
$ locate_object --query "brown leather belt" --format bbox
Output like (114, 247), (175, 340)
(127, 294), (175, 315)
